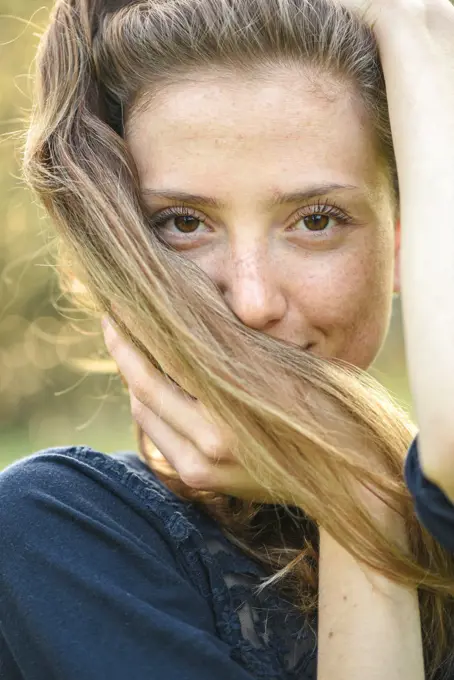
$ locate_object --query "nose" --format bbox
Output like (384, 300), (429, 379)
(219, 246), (287, 331)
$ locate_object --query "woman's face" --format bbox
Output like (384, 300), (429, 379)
(125, 66), (400, 369)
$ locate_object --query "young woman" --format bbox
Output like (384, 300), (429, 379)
(1, 0), (454, 678)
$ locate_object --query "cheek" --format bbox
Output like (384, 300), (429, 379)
(291, 239), (394, 367)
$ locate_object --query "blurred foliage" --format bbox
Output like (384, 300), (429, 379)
(0, 0), (413, 470)
(0, 0), (137, 467)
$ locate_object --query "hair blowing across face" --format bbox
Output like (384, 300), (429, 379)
(22, 0), (454, 676)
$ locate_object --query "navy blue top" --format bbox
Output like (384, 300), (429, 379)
(0, 437), (451, 679)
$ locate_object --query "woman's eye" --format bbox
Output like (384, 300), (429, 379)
(150, 210), (206, 236)
(291, 206), (352, 234)
(300, 214), (331, 231)
(172, 215), (202, 233)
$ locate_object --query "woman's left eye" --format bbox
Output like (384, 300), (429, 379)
(290, 204), (352, 234)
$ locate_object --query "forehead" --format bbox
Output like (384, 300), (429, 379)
(125, 66), (385, 200)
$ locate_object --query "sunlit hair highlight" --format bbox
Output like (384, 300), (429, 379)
(22, 0), (454, 677)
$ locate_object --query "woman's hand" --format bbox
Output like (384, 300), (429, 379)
(334, 0), (407, 26)
(101, 314), (280, 502)
(337, 0), (452, 36)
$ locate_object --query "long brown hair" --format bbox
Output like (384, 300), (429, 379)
(22, 0), (454, 676)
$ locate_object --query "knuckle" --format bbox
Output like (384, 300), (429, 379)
(198, 433), (223, 460)
(179, 461), (212, 489)
(129, 380), (149, 407)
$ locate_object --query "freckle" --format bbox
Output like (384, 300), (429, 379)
(328, 631), (334, 639)
(343, 595), (347, 601)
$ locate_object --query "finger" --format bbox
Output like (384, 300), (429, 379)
(102, 317), (233, 460)
(130, 391), (239, 490)
(134, 395), (275, 501)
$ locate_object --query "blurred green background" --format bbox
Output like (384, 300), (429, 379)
(0, 0), (413, 472)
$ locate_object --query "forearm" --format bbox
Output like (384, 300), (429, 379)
(317, 528), (424, 680)
(374, 3), (454, 487)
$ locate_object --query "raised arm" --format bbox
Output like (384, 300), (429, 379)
(374, 0), (454, 497)
(317, 526), (424, 680)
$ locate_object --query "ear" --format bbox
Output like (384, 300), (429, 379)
(393, 218), (401, 295)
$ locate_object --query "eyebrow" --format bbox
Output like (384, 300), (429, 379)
(141, 183), (360, 209)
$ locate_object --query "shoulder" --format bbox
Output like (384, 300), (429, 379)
(0, 448), (254, 680)
(405, 436), (454, 552)
(0, 444), (167, 500)
(0, 445), (204, 571)
(0, 444), (185, 512)
(0, 445), (157, 509)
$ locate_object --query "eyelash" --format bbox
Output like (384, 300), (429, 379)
(148, 199), (354, 237)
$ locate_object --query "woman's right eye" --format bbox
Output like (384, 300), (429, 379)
(149, 207), (208, 237)
(168, 215), (203, 233)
